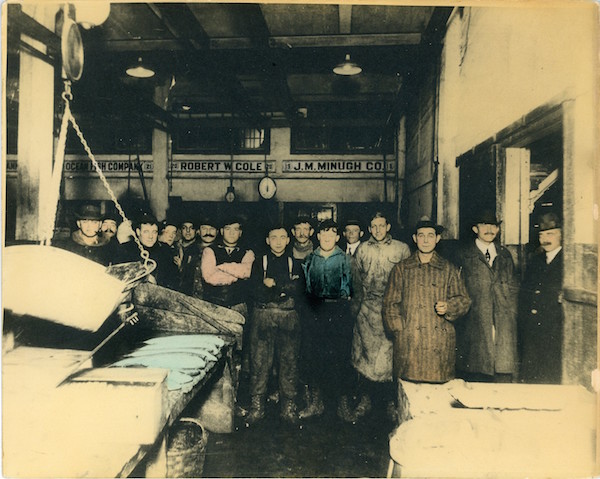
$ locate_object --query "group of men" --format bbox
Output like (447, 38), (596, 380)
(57, 203), (565, 427)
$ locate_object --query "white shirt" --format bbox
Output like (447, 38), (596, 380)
(546, 246), (562, 264)
(475, 238), (497, 266)
(346, 241), (361, 256)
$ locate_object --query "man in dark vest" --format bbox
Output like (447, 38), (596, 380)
(519, 212), (564, 384)
(201, 215), (256, 413)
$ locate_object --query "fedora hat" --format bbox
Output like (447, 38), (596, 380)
(414, 216), (444, 235)
(537, 212), (561, 231)
(473, 210), (501, 226)
(75, 204), (102, 220)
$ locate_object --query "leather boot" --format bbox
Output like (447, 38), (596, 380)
(280, 397), (300, 425)
(245, 395), (265, 427)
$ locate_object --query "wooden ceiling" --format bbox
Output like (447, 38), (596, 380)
(8, 3), (452, 129)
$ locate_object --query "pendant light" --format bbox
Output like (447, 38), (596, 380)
(333, 54), (362, 76)
(126, 57), (155, 78)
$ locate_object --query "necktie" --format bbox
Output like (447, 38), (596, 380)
(485, 249), (491, 265)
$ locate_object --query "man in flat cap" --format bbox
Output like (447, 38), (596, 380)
(383, 217), (470, 421)
(58, 204), (112, 265)
(518, 212), (564, 383)
(455, 210), (518, 383)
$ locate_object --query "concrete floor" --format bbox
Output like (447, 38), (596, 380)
(203, 398), (394, 478)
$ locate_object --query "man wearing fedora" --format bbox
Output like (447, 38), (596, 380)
(518, 212), (564, 384)
(455, 210), (518, 383)
(383, 217), (471, 421)
(58, 204), (112, 265)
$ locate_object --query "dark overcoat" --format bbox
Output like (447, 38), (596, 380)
(518, 250), (563, 383)
(455, 241), (519, 376)
(383, 251), (471, 383)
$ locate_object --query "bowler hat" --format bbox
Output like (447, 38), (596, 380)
(75, 204), (102, 220)
(414, 216), (444, 235)
(537, 212), (561, 231)
(344, 218), (363, 230)
(473, 210), (501, 226)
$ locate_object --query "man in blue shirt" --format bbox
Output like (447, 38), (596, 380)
(300, 219), (352, 419)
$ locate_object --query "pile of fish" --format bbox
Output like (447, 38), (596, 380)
(111, 334), (226, 392)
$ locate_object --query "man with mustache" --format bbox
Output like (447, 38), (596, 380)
(455, 210), (518, 383)
(291, 215), (314, 261)
(191, 216), (219, 300)
(101, 210), (119, 241)
(518, 212), (564, 384)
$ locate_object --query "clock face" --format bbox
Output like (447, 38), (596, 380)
(258, 176), (277, 200)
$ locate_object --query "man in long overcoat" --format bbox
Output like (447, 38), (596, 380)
(383, 218), (471, 384)
(455, 211), (518, 382)
(518, 212), (564, 384)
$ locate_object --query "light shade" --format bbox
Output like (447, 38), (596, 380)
(126, 57), (155, 78)
(333, 54), (362, 76)
(76, 2), (111, 29)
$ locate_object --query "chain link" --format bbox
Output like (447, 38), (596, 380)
(62, 88), (154, 272)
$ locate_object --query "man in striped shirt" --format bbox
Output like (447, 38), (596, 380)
(383, 218), (470, 421)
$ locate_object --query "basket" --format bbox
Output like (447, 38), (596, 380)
(166, 417), (209, 478)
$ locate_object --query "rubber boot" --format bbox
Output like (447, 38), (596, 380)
(353, 393), (372, 420)
(298, 387), (325, 419)
(337, 395), (357, 423)
(245, 395), (265, 427)
(280, 397), (300, 425)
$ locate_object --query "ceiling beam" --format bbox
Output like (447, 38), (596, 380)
(270, 33), (421, 48)
(97, 32), (422, 52)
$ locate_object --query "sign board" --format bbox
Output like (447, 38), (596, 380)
(169, 159), (275, 175)
(283, 159), (394, 174)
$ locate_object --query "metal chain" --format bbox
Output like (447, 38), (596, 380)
(61, 84), (153, 271)
(40, 84), (72, 245)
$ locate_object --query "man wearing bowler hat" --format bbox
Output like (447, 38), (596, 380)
(58, 203), (112, 265)
(383, 217), (470, 421)
(455, 210), (518, 383)
(518, 212), (564, 384)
